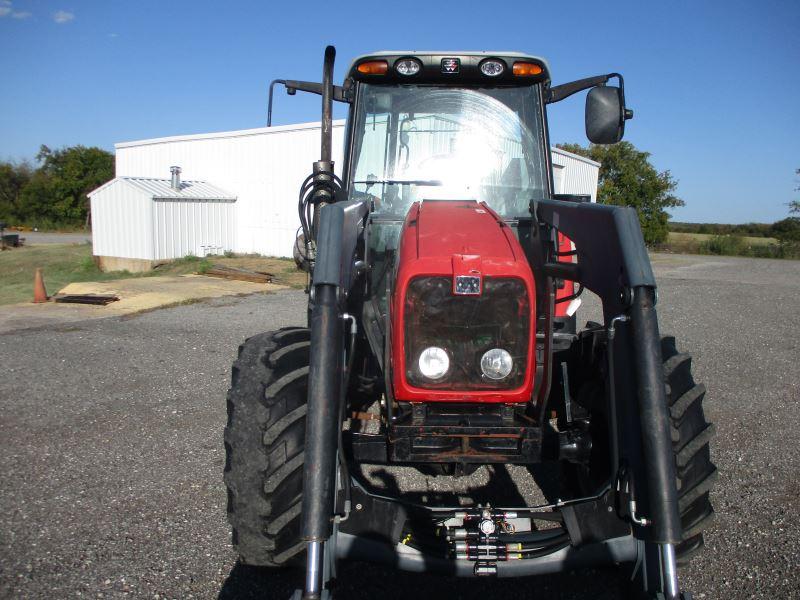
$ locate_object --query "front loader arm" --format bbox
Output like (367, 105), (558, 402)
(301, 200), (368, 599)
(536, 198), (683, 598)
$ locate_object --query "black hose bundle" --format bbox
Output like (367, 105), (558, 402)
(498, 529), (568, 545)
(296, 169), (345, 267)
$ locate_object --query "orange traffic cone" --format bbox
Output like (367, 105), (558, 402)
(33, 268), (48, 303)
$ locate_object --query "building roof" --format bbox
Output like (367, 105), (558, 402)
(115, 122), (600, 169)
(552, 146), (601, 168)
(88, 176), (236, 201)
(115, 120), (340, 149)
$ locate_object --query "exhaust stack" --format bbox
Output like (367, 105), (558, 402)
(170, 166), (181, 191)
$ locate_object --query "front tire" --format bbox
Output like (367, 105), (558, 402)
(567, 334), (717, 564)
(223, 327), (310, 566)
(661, 336), (717, 563)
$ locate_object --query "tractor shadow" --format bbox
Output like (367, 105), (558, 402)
(218, 559), (627, 599)
(218, 464), (629, 599)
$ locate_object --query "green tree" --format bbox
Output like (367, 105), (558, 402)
(20, 145), (114, 227)
(557, 142), (683, 244)
(790, 167), (799, 214)
(771, 217), (800, 242)
(19, 169), (59, 225)
(0, 160), (33, 222)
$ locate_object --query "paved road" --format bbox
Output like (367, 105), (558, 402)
(1, 254), (798, 599)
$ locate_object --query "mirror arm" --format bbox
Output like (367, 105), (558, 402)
(267, 79), (288, 127)
(267, 79), (352, 127)
(607, 73), (634, 121)
(547, 73), (622, 104)
(547, 74), (612, 104)
(604, 73), (634, 121)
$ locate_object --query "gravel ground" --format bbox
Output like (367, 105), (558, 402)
(0, 253), (798, 599)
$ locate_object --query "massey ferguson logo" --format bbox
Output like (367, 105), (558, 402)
(441, 58), (460, 74)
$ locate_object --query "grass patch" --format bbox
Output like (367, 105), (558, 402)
(656, 232), (798, 259)
(153, 255), (213, 275)
(4, 224), (90, 233)
(0, 243), (132, 306)
(0, 244), (306, 306)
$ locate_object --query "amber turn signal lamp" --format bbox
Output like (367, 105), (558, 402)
(357, 60), (389, 75)
(512, 62), (543, 77)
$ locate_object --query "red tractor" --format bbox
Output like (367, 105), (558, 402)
(224, 47), (716, 599)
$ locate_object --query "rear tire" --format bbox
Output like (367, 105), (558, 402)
(661, 336), (717, 564)
(224, 327), (310, 566)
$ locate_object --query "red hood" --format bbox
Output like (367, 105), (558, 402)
(392, 200), (537, 404)
(404, 201), (521, 262)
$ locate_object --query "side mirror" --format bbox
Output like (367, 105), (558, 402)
(585, 85), (632, 144)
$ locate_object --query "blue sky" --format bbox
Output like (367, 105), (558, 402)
(1, 0), (798, 223)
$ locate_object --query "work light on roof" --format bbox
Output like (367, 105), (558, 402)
(395, 58), (421, 76)
(479, 59), (505, 77)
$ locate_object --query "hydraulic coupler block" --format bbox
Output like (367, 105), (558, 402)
(446, 505), (524, 576)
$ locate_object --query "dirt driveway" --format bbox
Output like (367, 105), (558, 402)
(0, 275), (284, 333)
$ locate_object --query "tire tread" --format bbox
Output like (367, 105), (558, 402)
(223, 327), (310, 567)
(662, 336), (716, 564)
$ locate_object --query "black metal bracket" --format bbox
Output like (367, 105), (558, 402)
(267, 78), (351, 127)
(387, 405), (542, 464)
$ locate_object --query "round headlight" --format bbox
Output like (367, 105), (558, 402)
(479, 59), (505, 77)
(418, 346), (449, 380)
(480, 348), (513, 380)
(395, 58), (421, 76)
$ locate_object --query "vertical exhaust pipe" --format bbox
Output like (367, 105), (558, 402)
(320, 45), (335, 163)
(310, 45), (337, 240)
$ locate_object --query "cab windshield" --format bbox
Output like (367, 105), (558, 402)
(349, 83), (548, 218)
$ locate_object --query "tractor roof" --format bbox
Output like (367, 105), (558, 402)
(347, 51), (551, 85)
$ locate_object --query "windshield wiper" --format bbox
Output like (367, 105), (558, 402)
(353, 179), (443, 187)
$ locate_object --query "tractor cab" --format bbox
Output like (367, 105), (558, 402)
(346, 52), (552, 219)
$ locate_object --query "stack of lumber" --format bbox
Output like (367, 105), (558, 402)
(203, 265), (274, 284)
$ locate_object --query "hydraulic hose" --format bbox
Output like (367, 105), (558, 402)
(498, 530), (568, 544)
(516, 540), (571, 557)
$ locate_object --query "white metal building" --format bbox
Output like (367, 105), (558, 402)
(88, 173), (236, 272)
(551, 147), (600, 200)
(109, 121), (599, 262)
